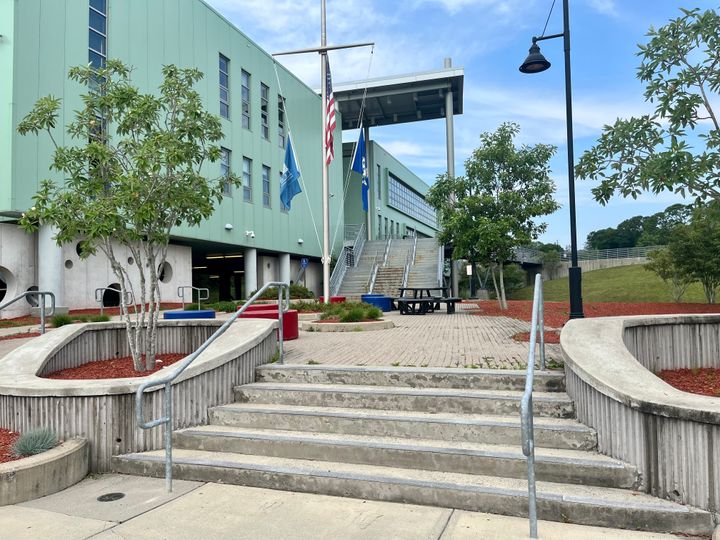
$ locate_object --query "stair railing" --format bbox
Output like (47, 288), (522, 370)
(177, 285), (210, 310)
(382, 237), (391, 267)
(521, 274), (546, 539)
(329, 223), (366, 296)
(0, 291), (55, 334)
(437, 245), (443, 287)
(135, 281), (289, 494)
(94, 287), (135, 317)
(367, 253), (380, 293)
(402, 250), (411, 288)
(412, 235), (418, 265)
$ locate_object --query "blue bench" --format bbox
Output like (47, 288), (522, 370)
(163, 309), (216, 320)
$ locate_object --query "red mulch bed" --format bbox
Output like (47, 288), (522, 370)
(43, 353), (186, 380)
(0, 429), (20, 464)
(0, 332), (41, 341)
(658, 368), (720, 398)
(0, 316), (41, 329)
(468, 300), (720, 328)
(512, 330), (561, 344)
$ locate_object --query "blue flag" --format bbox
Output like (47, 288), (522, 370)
(280, 134), (302, 210)
(351, 130), (369, 212)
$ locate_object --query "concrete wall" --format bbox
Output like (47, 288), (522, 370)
(542, 257), (647, 281)
(0, 224), (37, 319)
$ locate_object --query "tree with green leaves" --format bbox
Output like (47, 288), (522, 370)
(576, 7), (720, 205)
(643, 248), (694, 302)
(427, 122), (559, 309)
(18, 60), (238, 371)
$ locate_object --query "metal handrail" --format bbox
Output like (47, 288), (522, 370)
(521, 274), (545, 539)
(411, 235), (418, 265)
(177, 286), (210, 310)
(135, 281), (289, 493)
(366, 252), (379, 293)
(401, 250), (411, 288)
(382, 237), (391, 267)
(329, 223), (366, 296)
(353, 222), (366, 267)
(437, 245), (443, 287)
(94, 287), (135, 317)
(0, 291), (55, 334)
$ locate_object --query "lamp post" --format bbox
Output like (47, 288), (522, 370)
(519, 0), (584, 319)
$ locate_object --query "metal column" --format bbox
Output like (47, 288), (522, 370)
(364, 125), (372, 241)
(444, 58), (459, 298)
(320, 1), (331, 304)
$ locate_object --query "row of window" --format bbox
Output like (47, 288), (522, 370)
(219, 54), (286, 148)
(89, 0), (107, 69)
(220, 148), (286, 211)
(387, 174), (437, 228)
(377, 216), (402, 238)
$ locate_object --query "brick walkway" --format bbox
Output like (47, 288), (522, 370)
(284, 304), (562, 369)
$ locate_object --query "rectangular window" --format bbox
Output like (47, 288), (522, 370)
(242, 157), (252, 202)
(262, 165), (271, 207)
(219, 54), (230, 119)
(220, 147), (231, 196)
(376, 165), (381, 199)
(241, 70), (250, 129)
(387, 174), (437, 228)
(88, 0), (107, 70)
(280, 171), (288, 212)
(260, 83), (269, 140)
(278, 95), (286, 148)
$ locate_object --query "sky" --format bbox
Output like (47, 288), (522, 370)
(205, 0), (717, 248)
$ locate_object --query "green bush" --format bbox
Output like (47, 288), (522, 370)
(89, 314), (110, 322)
(340, 306), (365, 322)
(250, 284), (315, 300)
(319, 302), (381, 322)
(52, 314), (74, 327)
(12, 427), (58, 457)
(290, 300), (323, 313)
(214, 301), (239, 313)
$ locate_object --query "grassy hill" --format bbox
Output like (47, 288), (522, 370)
(510, 264), (712, 303)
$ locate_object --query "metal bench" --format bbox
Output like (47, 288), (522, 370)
(396, 298), (437, 315)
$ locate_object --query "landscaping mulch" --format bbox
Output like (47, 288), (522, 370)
(658, 368), (720, 398)
(43, 353), (186, 380)
(470, 300), (720, 328)
(0, 428), (20, 464)
(0, 316), (41, 329)
(511, 330), (561, 344)
(0, 332), (41, 341)
(314, 318), (381, 323)
(69, 302), (182, 316)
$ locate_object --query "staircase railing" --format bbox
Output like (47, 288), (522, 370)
(330, 223), (366, 296)
(382, 237), (391, 267)
(0, 291), (55, 334)
(367, 253), (380, 293)
(177, 286), (209, 310)
(95, 287), (135, 317)
(135, 281), (289, 493)
(402, 250), (411, 288)
(412, 236), (418, 265)
(437, 245), (443, 287)
(521, 274), (546, 539)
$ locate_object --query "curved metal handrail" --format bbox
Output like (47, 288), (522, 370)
(520, 274), (545, 539)
(135, 281), (289, 493)
(0, 291), (56, 334)
(94, 287), (135, 316)
(177, 285), (210, 310)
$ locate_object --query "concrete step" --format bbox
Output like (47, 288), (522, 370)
(113, 450), (713, 535)
(172, 425), (638, 488)
(255, 365), (565, 392)
(233, 383), (575, 417)
(208, 404), (595, 450)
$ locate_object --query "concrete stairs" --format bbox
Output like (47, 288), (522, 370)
(337, 240), (387, 298)
(409, 237), (442, 288)
(372, 267), (404, 296)
(114, 366), (714, 535)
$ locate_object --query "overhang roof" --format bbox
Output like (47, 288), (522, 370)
(332, 66), (464, 130)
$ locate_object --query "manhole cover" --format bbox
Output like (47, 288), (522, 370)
(97, 492), (125, 502)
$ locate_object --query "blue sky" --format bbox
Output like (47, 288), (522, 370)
(206, 0), (716, 247)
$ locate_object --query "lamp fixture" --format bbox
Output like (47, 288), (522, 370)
(224, 223), (234, 230)
(245, 230), (255, 238)
(297, 238), (304, 245)
(519, 38), (551, 74)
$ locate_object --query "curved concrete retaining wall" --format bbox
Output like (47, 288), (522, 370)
(561, 314), (720, 515)
(0, 439), (88, 506)
(0, 319), (276, 472)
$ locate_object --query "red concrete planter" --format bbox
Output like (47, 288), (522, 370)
(237, 309), (299, 340)
(317, 296), (346, 304)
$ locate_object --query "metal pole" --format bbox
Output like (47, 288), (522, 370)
(39, 297), (46, 335)
(364, 125), (372, 241)
(444, 58), (459, 298)
(165, 382), (173, 493)
(277, 285), (284, 364)
(563, 0), (584, 319)
(321, 0), (331, 304)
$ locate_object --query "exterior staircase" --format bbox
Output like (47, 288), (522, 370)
(114, 365), (713, 535)
(408, 238), (442, 288)
(337, 240), (386, 300)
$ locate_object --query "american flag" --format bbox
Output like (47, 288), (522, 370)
(324, 56), (336, 165)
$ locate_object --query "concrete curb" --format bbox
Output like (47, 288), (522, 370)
(0, 438), (88, 505)
(301, 320), (395, 332)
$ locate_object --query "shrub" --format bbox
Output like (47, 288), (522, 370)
(340, 306), (365, 322)
(251, 284), (315, 300)
(89, 314), (110, 322)
(52, 314), (74, 328)
(214, 301), (239, 313)
(290, 300), (322, 313)
(12, 427), (58, 457)
(319, 302), (381, 322)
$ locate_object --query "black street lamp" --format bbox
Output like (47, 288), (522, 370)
(519, 0), (584, 319)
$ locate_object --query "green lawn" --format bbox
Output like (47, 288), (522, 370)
(511, 264), (711, 303)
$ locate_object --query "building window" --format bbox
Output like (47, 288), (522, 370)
(89, 0), (107, 70)
(280, 171), (288, 212)
(262, 165), (271, 207)
(241, 70), (250, 129)
(376, 165), (381, 200)
(220, 147), (231, 196)
(219, 54), (230, 119)
(242, 157), (252, 202)
(387, 174), (437, 228)
(278, 95), (286, 148)
(260, 83), (269, 140)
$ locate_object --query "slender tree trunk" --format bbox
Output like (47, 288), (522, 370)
(490, 263), (502, 308)
(498, 261), (508, 310)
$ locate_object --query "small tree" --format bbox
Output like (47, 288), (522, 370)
(18, 61), (238, 371)
(427, 122), (559, 309)
(644, 248), (693, 302)
(576, 8), (720, 206)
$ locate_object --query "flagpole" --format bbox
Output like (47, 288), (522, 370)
(320, 0), (331, 304)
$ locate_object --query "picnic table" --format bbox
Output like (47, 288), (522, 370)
(395, 287), (460, 315)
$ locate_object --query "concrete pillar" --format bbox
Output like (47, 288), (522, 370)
(365, 125), (372, 241)
(279, 253), (291, 285)
(444, 58), (459, 298)
(37, 224), (67, 312)
(244, 247), (257, 295)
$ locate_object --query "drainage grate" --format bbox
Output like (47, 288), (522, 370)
(97, 492), (125, 502)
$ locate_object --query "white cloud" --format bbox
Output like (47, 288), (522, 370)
(587, 0), (618, 17)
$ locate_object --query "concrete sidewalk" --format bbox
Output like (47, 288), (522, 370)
(0, 474), (687, 539)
